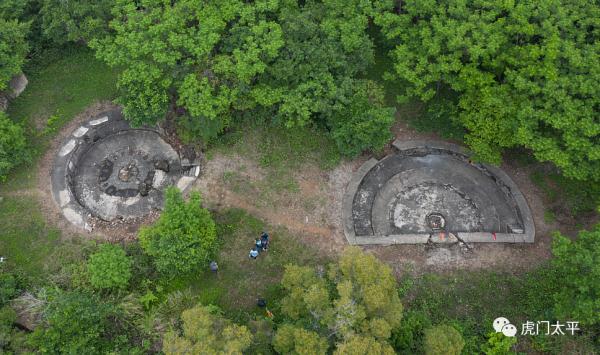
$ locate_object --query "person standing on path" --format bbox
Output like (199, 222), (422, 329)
(260, 232), (269, 251)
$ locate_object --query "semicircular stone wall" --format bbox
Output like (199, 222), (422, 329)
(342, 140), (535, 244)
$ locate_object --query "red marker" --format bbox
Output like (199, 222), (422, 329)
(492, 232), (497, 241)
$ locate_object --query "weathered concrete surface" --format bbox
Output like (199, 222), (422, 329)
(343, 140), (535, 245)
(51, 108), (201, 231)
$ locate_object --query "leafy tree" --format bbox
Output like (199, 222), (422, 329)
(138, 187), (218, 275)
(327, 80), (395, 157)
(87, 243), (132, 290)
(92, 0), (395, 156)
(278, 247), (402, 352)
(163, 304), (252, 354)
(0, 0), (29, 20)
(29, 292), (116, 354)
(0, 112), (29, 181)
(0, 18), (29, 90)
(377, 0), (600, 180)
(423, 325), (464, 355)
(39, 0), (112, 44)
(273, 324), (329, 355)
(481, 332), (517, 355)
(389, 310), (432, 353)
(551, 225), (600, 325)
(334, 335), (395, 355)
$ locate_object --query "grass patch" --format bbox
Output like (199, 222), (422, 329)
(1, 45), (118, 192)
(209, 120), (340, 205)
(211, 121), (340, 172)
(396, 268), (598, 354)
(530, 170), (600, 218)
(8, 45), (118, 133)
(544, 210), (556, 223)
(0, 196), (82, 286)
(156, 208), (329, 323)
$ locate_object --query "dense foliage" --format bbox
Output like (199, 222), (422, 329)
(39, 0), (112, 45)
(91, 0), (395, 156)
(423, 325), (465, 355)
(87, 243), (132, 290)
(276, 247), (402, 353)
(0, 112), (29, 181)
(0, 18), (29, 90)
(29, 292), (123, 354)
(139, 188), (218, 275)
(551, 225), (600, 325)
(272, 324), (329, 355)
(163, 304), (252, 354)
(1, 1), (599, 354)
(377, 0), (600, 180)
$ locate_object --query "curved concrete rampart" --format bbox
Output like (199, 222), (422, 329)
(342, 140), (535, 245)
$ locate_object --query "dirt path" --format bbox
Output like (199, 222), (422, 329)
(192, 119), (558, 276)
(28, 103), (559, 276)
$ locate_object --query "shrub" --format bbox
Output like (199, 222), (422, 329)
(481, 332), (517, 355)
(139, 187), (218, 276)
(29, 292), (115, 354)
(0, 272), (18, 306)
(87, 244), (132, 290)
(0, 112), (29, 181)
(551, 225), (600, 325)
(423, 325), (465, 355)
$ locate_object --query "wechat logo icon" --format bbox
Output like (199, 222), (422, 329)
(493, 317), (517, 337)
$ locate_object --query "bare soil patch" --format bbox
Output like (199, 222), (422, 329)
(193, 119), (558, 276)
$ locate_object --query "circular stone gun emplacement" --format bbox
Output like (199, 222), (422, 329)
(342, 140), (535, 245)
(51, 109), (201, 231)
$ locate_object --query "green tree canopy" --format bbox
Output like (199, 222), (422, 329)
(0, 112), (29, 181)
(138, 188), (218, 276)
(278, 247), (403, 352)
(92, 0), (395, 156)
(39, 0), (112, 45)
(423, 325), (465, 355)
(551, 225), (600, 325)
(272, 324), (329, 355)
(29, 292), (117, 354)
(0, 18), (29, 90)
(163, 304), (252, 355)
(87, 243), (132, 290)
(377, 0), (600, 180)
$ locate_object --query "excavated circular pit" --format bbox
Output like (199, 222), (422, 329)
(343, 140), (535, 244)
(426, 213), (446, 231)
(51, 109), (201, 231)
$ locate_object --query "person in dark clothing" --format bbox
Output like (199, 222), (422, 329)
(209, 261), (218, 274)
(260, 232), (269, 251)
